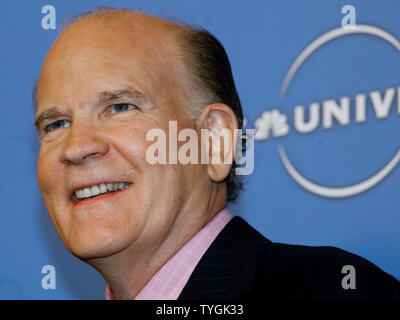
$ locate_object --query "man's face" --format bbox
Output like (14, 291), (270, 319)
(36, 14), (206, 259)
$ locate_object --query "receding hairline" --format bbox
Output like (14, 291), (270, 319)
(34, 9), (211, 118)
(60, 9), (185, 35)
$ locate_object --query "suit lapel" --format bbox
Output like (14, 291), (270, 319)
(178, 216), (271, 299)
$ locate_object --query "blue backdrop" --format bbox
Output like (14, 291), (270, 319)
(0, 0), (399, 299)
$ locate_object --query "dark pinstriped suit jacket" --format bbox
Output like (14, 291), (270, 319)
(178, 216), (400, 300)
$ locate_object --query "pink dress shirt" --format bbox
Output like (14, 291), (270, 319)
(105, 208), (233, 300)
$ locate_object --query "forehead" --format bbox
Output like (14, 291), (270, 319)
(37, 12), (186, 109)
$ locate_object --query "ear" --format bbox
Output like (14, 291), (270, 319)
(195, 103), (239, 183)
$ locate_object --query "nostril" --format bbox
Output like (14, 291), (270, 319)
(61, 151), (102, 165)
(83, 152), (101, 161)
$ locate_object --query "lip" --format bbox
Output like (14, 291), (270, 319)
(70, 181), (131, 198)
(70, 183), (132, 207)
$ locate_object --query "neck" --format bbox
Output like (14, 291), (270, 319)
(85, 184), (227, 300)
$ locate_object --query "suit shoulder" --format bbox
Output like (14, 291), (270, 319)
(251, 242), (400, 300)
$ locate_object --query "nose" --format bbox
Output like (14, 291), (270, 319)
(60, 121), (109, 165)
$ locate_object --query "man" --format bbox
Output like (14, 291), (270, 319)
(34, 7), (400, 300)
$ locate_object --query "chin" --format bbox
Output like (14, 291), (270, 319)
(65, 224), (131, 260)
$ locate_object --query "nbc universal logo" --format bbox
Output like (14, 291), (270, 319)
(253, 25), (400, 198)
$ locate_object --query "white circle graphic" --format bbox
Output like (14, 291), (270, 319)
(278, 25), (400, 198)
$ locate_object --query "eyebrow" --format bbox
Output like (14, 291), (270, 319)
(98, 88), (146, 105)
(34, 88), (147, 132)
(34, 107), (66, 132)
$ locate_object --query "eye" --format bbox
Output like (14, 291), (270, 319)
(44, 119), (71, 133)
(109, 103), (137, 114)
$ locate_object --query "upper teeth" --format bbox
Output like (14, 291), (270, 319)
(75, 182), (130, 200)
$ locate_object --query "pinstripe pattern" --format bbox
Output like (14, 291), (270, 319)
(178, 217), (270, 299)
(105, 215), (400, 300)
(178, 217), (400, 300)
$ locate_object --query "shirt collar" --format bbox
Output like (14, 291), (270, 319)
(105, 208), (233, 300)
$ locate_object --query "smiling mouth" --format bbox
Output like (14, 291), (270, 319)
(71, 182), (132, 203)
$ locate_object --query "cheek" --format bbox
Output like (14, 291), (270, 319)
(37, 147), (69, 242)
(114, 121), (186, 195)
(37, 146), (62, 194)
(111, 120), (164, 169)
